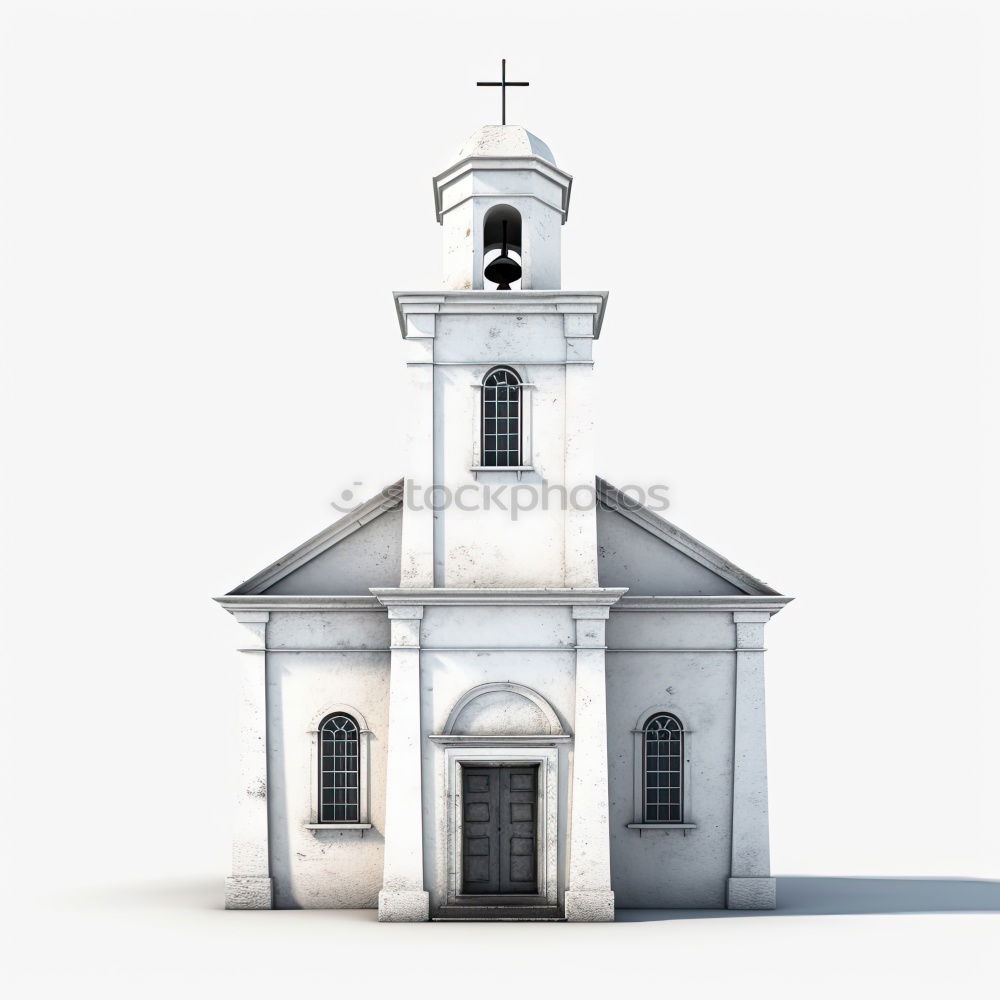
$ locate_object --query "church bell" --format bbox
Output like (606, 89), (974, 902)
(484, 220), (522, 290)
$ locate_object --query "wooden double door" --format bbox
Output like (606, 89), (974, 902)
(461, 765), (538, 896)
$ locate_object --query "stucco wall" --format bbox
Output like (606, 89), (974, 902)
(432, 313), (574, 588)
(261, 604), (745, 910)
(605, 610), (736, 908)
(266, 610), (391, 908)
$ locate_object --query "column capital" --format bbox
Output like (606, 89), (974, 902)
(733, 611), (770, 624)
(387, 605), (425, 620)
(232, 611), (270, 624)
(572, 605), (610, 620)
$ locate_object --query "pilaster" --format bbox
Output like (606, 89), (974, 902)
(225, 611), (273, 909)
(563, 326), (598, 587)
(378, 605), (430, 921)
(564, 605), (615, 921)
(399, 322), (436, 588)
(727, 610), (776, 909)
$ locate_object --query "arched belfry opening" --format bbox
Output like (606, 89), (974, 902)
(483, 205), (522, 290)
(435, 124), (570, 291)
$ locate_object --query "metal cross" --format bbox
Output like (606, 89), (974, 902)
(477, 59), (529, 126)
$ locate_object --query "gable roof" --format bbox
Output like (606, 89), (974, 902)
(225, 480), (403, 596)
(220, 475), (783, 601)
(596, 477), (782, 597)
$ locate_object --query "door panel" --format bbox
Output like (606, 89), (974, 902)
(500, 767), (537, 894)
(462, 768), (499, 893)
(461, 764), (539, 897)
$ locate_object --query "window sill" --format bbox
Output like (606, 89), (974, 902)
(305, 823), (372, 831)
(626, 823), (697, 836)
(470, 465), (534, 480)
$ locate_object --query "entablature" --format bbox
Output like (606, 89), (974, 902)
(370, 587), (627, 608)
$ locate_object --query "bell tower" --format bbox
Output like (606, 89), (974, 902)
(433, 124), (572, 291)
(394, 74), (607, 590)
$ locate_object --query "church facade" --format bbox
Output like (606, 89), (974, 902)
(217, 123), (791, 921)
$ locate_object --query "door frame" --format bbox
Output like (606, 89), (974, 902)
(441, 745), (560, 911)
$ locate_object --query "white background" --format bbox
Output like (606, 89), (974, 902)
(1, 0), (997, 996)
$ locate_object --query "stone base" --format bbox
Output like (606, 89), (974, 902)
(377, 889), (430, 922)
(225, 876), (273, 910)
(564, 889), (615, 922)
(726, 876), (776, 909)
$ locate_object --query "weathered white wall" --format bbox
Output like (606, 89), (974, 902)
(435, 318), (566, 586)
(605, 610), (736, 908)
(257, 603), (756, 911)
(418, 605), (578, 913)
(265, 610), (391, 908)
(429, 311), (598, 588)
(257, 605), (754, 911)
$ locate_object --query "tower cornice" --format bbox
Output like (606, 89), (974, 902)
(392, 290), (608, 339)
(432, 155), (573, 223)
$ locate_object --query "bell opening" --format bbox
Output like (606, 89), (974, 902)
(483, 205), (523, 291)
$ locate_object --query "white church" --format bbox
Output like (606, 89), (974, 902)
(218, 98), (792, 921)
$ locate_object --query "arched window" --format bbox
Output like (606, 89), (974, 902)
(482, 367), (522, 467)
(643, 713), (683, 823)
(319, 713), (360, 823)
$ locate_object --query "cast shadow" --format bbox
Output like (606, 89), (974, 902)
(616, 876), (1000, 921)
(59, 879), (377, 921)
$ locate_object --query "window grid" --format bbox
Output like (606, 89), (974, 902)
(482, 367), (521, 467)
(319, 713), (360, 823)
(643, 713), (683, 823)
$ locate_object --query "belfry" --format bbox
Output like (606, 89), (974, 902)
(218, 72), (791, 921)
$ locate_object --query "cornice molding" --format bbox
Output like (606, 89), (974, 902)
(393, 290), (609, 340)
(216, 594), (791, 615)
(432, 155), (574, 223)
(612, 596), (793, 614)
(216, 596), (385, 612)
(370, 587), (628, 608)
(428, 734), (572, 747)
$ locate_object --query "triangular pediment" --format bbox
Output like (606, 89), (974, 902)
(225, 476), (778, 599)
(596, 478), (780, 597)
(227, 481), (403, 596)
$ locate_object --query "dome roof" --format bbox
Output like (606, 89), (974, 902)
(455, 125), (555, 164)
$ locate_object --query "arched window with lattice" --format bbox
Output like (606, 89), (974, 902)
(481, 366), (522, 467)
(642, 713), (684, 823)
(318, 713), (361, 824)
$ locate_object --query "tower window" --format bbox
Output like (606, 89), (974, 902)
(643, 713), (683, 823)
(482, 367), (522, 467)
(319, 713), (360, 823)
